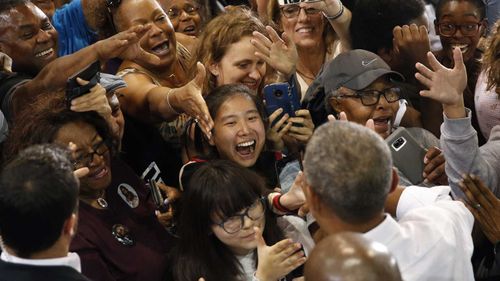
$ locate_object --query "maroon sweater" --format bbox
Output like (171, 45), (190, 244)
(70, 158), (174, 281)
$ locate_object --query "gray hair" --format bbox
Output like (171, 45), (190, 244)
(304, 121), (393, 223)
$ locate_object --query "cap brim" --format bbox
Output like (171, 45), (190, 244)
(343, 69), (404, 90)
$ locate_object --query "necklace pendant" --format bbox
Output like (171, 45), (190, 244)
(97, 197), (108, 208)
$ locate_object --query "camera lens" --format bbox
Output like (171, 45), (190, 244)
(274, 90), (283, 97)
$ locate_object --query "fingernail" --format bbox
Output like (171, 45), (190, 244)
(422, 172), (427, 177)
(423, 157), (428, 164)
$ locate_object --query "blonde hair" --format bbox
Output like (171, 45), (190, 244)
(482, 19), (500, 92)
(190, 7), (268, 94)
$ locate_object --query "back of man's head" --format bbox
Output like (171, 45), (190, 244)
(304, 232), (403, 281)
(0, 144), (78, 258)
(304, 121), (393, 223)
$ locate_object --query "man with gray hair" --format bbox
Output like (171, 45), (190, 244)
(303, 121), (475, 281)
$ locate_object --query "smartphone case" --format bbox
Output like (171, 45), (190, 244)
(263, 82), (301, 125)
(385, 127), (427, 184)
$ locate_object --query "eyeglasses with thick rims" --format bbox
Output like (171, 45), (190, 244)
(280, 4), (322, 18)
(167, 4), (200, 20)
(337, 87), (402, 106)
(437, 22), (483, 37)
(214, 197), (266, 234)
(73, 140), (109, 169)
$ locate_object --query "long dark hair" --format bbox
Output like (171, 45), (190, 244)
(172, 160), (284, 281)
(3, 91), (115, 164)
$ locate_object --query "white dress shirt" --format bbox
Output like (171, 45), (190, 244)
(364, 185), (475, 281)
(1, 250), (82, 272)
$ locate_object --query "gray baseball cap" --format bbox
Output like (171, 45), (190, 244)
(322, 49), (404, 95)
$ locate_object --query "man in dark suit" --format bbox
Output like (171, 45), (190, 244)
(0, 144), (90, 281)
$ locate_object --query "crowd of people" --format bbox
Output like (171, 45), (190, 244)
(0, 0), (499, 280)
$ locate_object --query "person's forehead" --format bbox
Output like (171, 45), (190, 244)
(0, 3), (46, 31)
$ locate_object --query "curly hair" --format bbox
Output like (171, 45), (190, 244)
(482, 19), (500, 92)
(190, 6), (268, 94)
(3, 91), (115, 164)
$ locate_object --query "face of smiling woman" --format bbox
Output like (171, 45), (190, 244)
(209, 36), (266, 92)
(208, 94), (266, 168)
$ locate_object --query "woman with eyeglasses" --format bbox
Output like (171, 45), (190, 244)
(324, 50), (445, 186)
(3, 92), (175, 281)
(267, 0), (352, 98)
(173, 160), (313, 281)
(433, 0), (488, 144)
(158, 0), (202, 37)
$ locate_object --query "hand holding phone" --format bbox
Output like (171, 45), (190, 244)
(66, 61), (101, 108)
(148, 179), (169, 213)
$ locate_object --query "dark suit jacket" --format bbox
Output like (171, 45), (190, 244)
(0, 259), (91, 281)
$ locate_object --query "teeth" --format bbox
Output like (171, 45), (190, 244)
(451, 44), (469, 53)
(237, 140), (255, 147)
(35, 48), (53, 57)
(297, 27), (312, 33)
(152, 42), (169, 52)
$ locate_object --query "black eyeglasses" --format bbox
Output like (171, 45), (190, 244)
(337, 87), (402, 106)
(214, 198), (266, 234)
(73, 140), (109, 169)
(437, 22), (483, 37)
(280, 5), (321, 18)
(105, 0), (122, 34)
(167, 4), (199, 20)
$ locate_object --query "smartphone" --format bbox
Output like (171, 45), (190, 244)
(148, 179), (169, 213)
(66, 61), (101, 108)
(385, 127), (427, 184)
(263, 82), (301, 123)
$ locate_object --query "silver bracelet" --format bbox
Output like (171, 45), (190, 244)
(166, 88), (181, 115)
(323, 0), (344, 20)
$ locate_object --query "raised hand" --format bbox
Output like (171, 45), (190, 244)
(252, 26), (298, 79)
(255, 227), (306, 281)
(423, 146), (448, 185)
(459, 174), (500, 244)
(393, 24), (430, 69)
(327, 112), (375, 131)
(169, 62), (214, 139)
(415, 47), (467, 118)
(280, 171), (307, 211)
(94, 24), (161, 66)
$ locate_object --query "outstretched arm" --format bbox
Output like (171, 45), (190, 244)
(415, 48), (500, 198)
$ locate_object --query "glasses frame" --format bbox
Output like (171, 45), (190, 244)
(166, 3), (200, 20)
(73, 140), (110, 169)
(437, 22), (484, 37)
(214, 197), (266, 235)
(337, 87), (402, 106)
(280, 4), (322, 18)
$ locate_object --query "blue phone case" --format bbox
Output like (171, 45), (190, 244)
(263, 82), (300, 118)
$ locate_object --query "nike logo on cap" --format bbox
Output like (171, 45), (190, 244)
(361, 58), (377, 66)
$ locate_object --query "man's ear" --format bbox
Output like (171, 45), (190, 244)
(207, 63), (219, 76)
(304, 183), (322, 216)
(62, 213), (78, 237)
(390, 167), (400, 193)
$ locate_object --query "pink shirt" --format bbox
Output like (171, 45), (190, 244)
(475, 70), (500, 140)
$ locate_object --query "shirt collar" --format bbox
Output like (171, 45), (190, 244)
(363, 214), (400, 244)
(1, 250), (82, 272)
